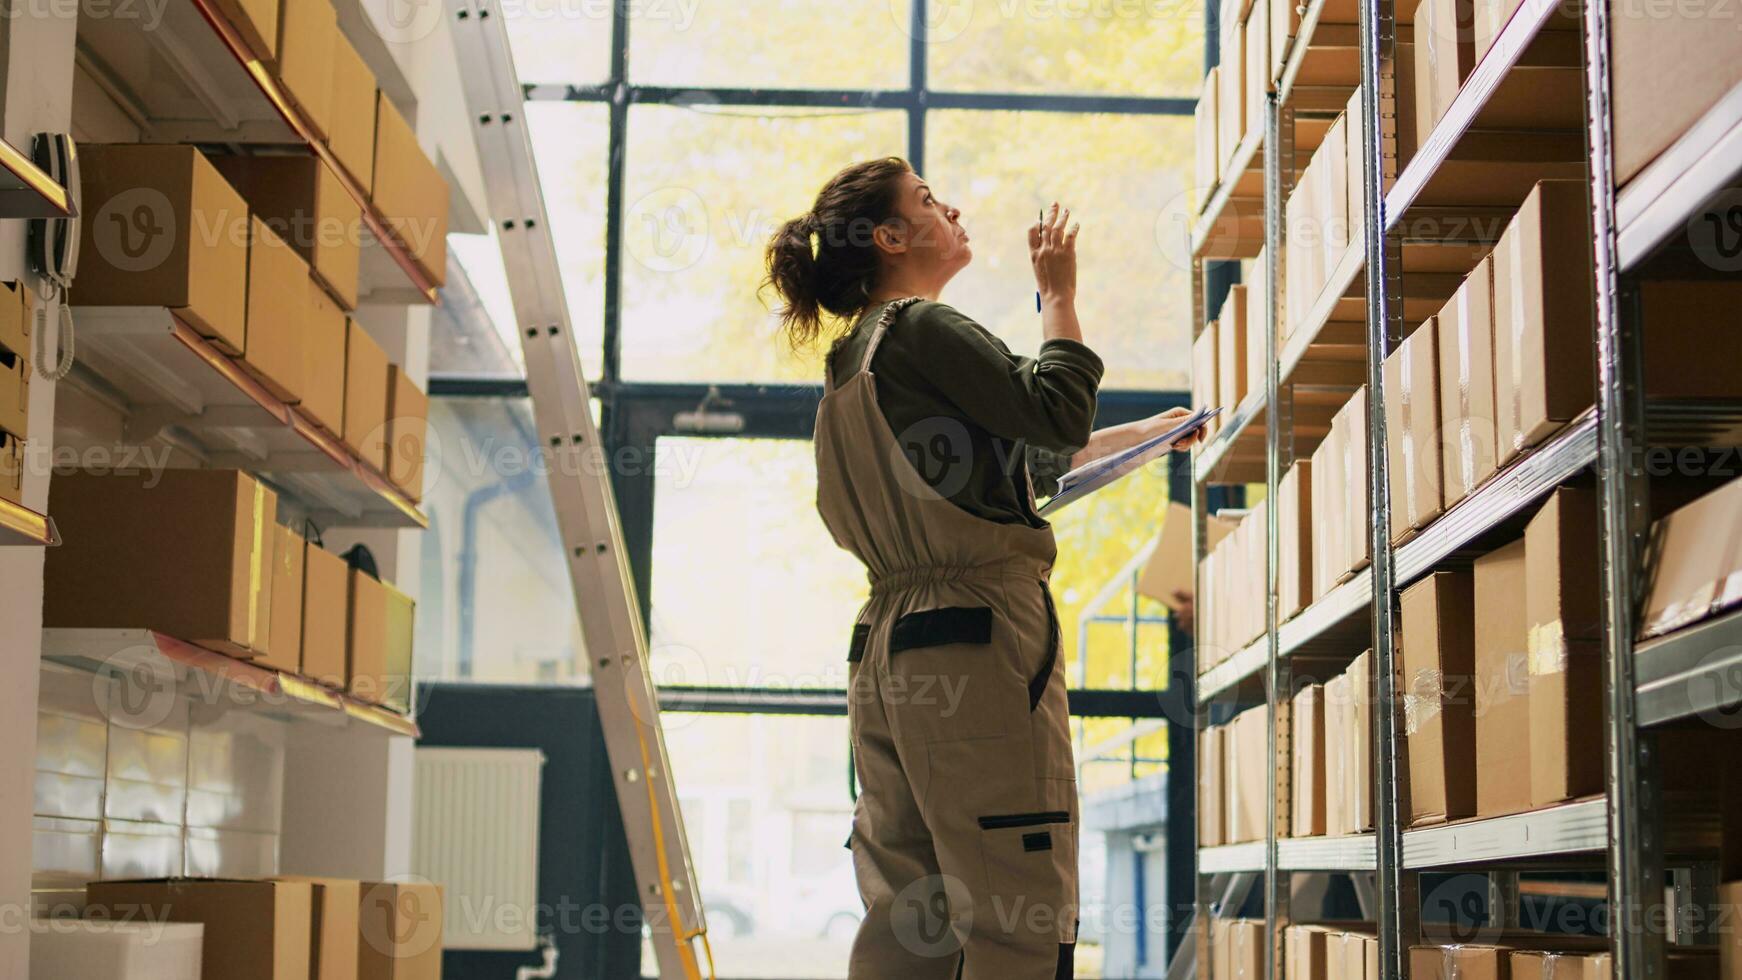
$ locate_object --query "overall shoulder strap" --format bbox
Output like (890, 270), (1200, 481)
(859, 297), (925, 374)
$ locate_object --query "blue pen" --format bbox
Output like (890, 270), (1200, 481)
(1036, 209), (1043, 313)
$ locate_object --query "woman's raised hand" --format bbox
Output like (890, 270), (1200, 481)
(1030, 201), (1079, 304)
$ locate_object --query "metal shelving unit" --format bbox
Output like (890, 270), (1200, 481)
(73, 0), (441, 302)
(65, 306), (428, 530)
(42, 628), (420, 738)
(0, 136), (74, 219)
(1187, 0), (1742, 969)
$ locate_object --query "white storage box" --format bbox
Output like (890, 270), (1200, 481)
(30, 918), (204, 980)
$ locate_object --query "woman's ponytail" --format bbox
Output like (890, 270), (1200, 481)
(761, 157), (912, 355)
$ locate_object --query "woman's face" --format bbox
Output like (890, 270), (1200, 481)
(884, 170), (971, 276)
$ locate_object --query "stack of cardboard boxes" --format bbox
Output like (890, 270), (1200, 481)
(74, 143), (432, 503)
(1287, 653), (1374, 839)
(1392, 486), (1600, 825)
(1200, 706), (1269, 846)
(0, 281), (31, 504)
(1309, 386), (1370, 600)
(1641, 475), (1742, 640)
(1284, 924), (1378, 979)
(222, 0), (450, 286)
(1196, 0), (1361, 208)
(1199, 507), (1268, 667)
(1283, 89), (1363, 341)
(84, 876), (442, 980)
(43, 470), (419, 714)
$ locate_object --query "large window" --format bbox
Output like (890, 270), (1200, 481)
(452, 5), (1214, 975)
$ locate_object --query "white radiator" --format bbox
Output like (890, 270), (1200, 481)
(412, 747), (546, 951)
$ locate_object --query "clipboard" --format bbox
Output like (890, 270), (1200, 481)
(1036, 407), (1223, 516)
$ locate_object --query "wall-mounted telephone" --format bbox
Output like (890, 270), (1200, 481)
(27, 132), (78, 381)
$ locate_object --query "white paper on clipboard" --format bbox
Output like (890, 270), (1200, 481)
(1036, 407), (1223, 516)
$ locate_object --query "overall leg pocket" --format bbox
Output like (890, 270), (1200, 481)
(975, 806), (1078, 947)
(887, 605), (1015, 744)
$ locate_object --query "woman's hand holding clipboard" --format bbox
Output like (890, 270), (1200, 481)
(1037, 406), (1224, 516)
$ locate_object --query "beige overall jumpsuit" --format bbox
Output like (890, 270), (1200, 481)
(814, 296), (1080, 980)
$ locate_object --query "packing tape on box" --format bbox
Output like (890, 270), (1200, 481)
(1402, 667), (1443, 736)
(248, 481), (267, 651)
(1527, 620), (1569, 676)
(1442, 944), (1465, 980)
(1455, 285), (1477, 492)
(1507, 233), (1527, 457)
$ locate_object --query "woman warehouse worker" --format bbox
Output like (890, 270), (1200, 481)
(762, 157), (1203, 979)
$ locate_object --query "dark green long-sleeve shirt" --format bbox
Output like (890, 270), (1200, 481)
(825, 298), (1105, 528)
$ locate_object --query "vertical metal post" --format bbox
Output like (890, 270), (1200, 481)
(908, 0), (928, 172)
(1190, 255), (1213, 980)
(1584, 0), (1662, 965)
(600, 0), (629, 387)
(1358, 0), (1410, 966)
(1167, 452), (1197, 965)
(1262, 92), (1291, 980)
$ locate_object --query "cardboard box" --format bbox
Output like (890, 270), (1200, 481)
(1641, 475), (1742, 639)
(209, 155), (362, 310)
(1245, 0), (1269, 138)
(45, 471), (277, 659)
(1491, 180), (1594, 464)
(1197, 67), (1221, 199)
(386, 364), (429, 501)
(347, 568), (389, 703)
(1226, 706), (1269, 844)
(1345, 88), (1365, 221)
(1279, 460), (1314, 620)
(372, 92), (451, 286)
(357, 880), (443, 980)
(1383, 322), (1444, 539)
(1611, 0), (1742, 185)
(1414, 0), (1476, 139)
(1412, 943), (1510, 980)
(211, 0), (280, 62)
(86, 878), (313, 980)
(261, 524), (307, 674)
(74, 145), (249, 353)
(1473, 537), (1531, 817)
(0, 434), (23, 505)
(1292, 683), (1327, 837)
(241, 216), (309, 404)
(1286, 924), (1330, 980)
(1511, 950), (1613, 980)
(1200, 724), (1225, 846)
(1325, 670), (1351, 835)
(0, 279), (32, 359)
(1525, 487), (1602, 808)
(276, 0), (336, 139)
(328, 33), (379, 196)
(1220, 285), (1252, 409)
(382, 581), (416, 715)
(1218, 17), (1247, 178)
(1228, 919), (1263, 979)
(1641, 281), (1742, 400)
(1400, 571), (1477, 825)
(302, 542), (350, 687)
(0, 342), (28, 440)
(29, 917), (205, 980)
(1437, 256), (1499, 507)
(1194, 320), (1219, 435)
(1314, 387), (1372, 599)
(344, 320), (390, 471)
(1346, 651), (1373, 833)
(275, 877), (360, 980)
(1245, 278), (1267, 399)
(1319, 112), (1352, 269)
(1138, 501), (1235, 609)
(304, 279), (348, 435)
